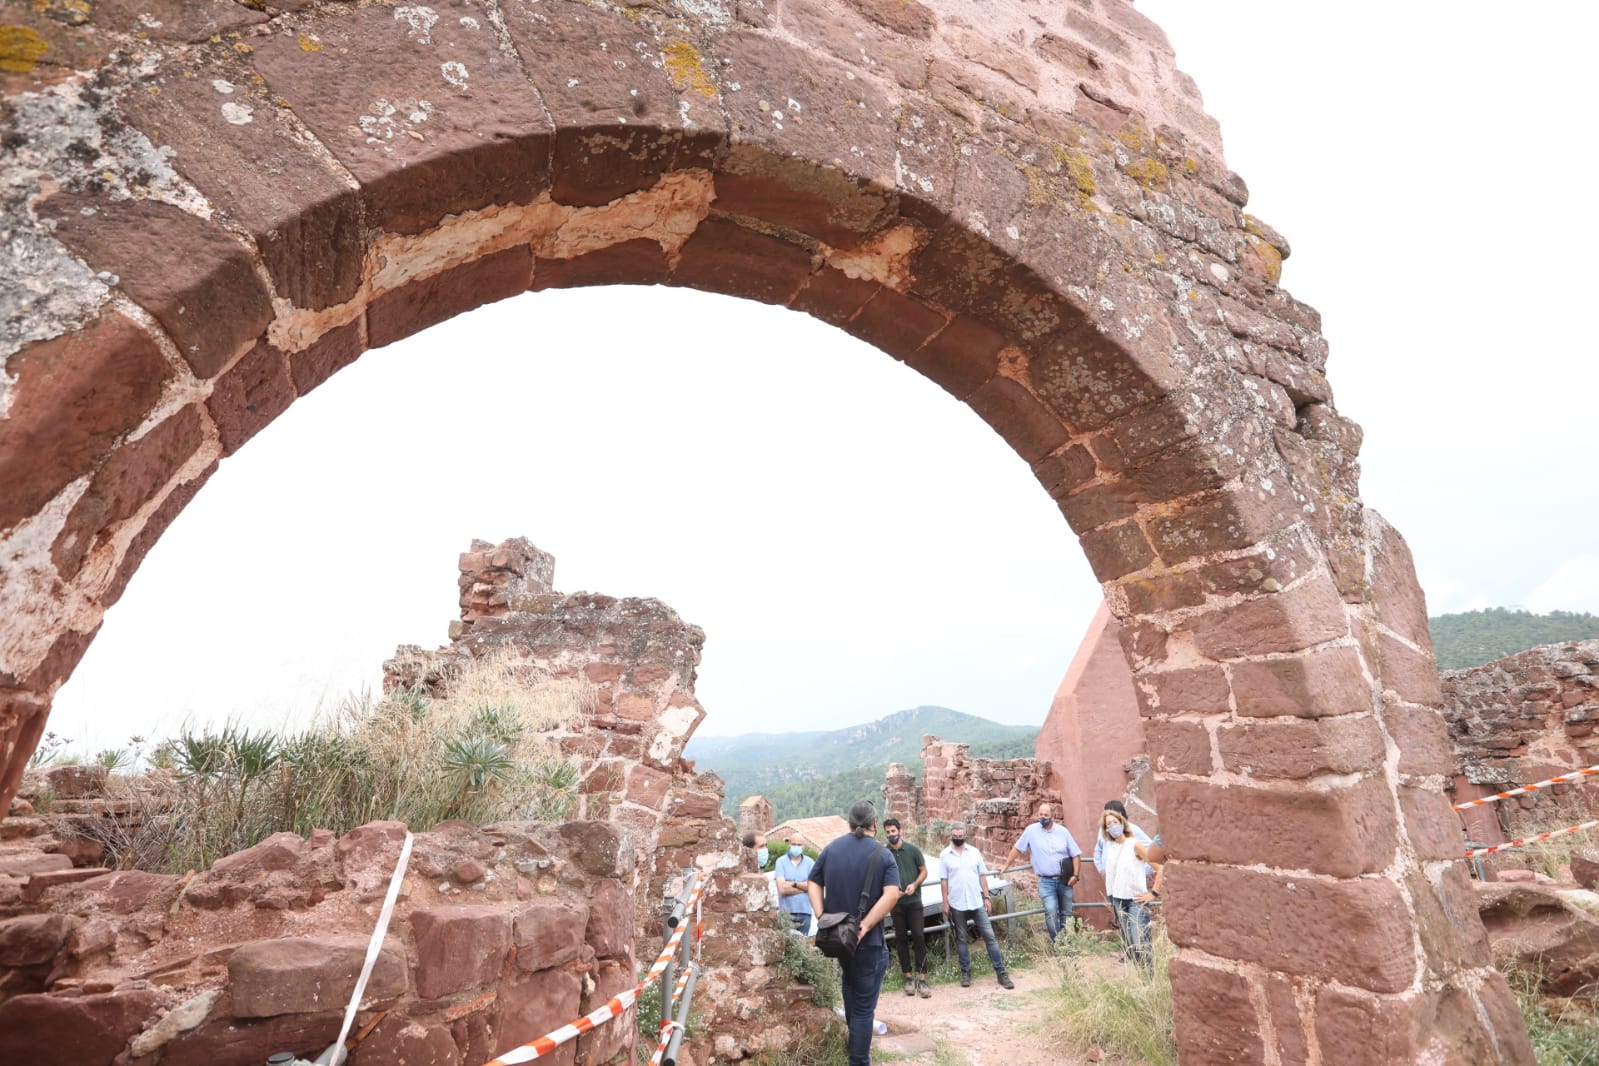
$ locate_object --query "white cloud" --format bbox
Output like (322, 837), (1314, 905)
(1523, 556), (1599, 615)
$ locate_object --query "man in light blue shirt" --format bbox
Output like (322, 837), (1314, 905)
(1000, 803), (1081, 948)
(938, 824), (1013, 989)
(774, 838), (815, 933)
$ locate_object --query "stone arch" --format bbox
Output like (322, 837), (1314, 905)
(0, 0), (1530, 1060)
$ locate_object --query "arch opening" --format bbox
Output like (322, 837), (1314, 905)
(0, 0), (1532, 1061)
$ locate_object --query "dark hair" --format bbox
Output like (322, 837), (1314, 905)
(740, 831), (757, 848)
(1102, 799), (1128, 816)
(883, 817), (901, 830)
(847, 800), (877, 836)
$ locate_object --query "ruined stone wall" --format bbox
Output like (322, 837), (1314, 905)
(1, 815), (639, 1066)
(1442, 641), (1599, 839)
(886, 737), (1059, 857)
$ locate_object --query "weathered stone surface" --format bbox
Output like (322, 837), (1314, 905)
(495, 968), (581, 1066)
(229, 935), (408, 1017)
(1168, 957), (1266, 1065)
(0, 851), (72, 878)
(1573, 848), (1599, 891)
(515, 899), (587, 972)
(411, 906), (513, 998)
(668, 219), (814, 306)
(0, 989), (163, 1066)
(1164, 864), (1418, 993)
(367, 246), (533, 349)
(250, 0), (554, 234)
(0, 912), (78, 966)
(0, 312), (172, 532)
(1477, 881), (1599, 996)
(1230, 646), (1370, 719)
(1158, 776), (1397, 877)
(1216, 715), (1387, 779)
(353, 1013), (462, 1066)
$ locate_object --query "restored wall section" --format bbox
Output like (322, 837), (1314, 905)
(884, 736), (1059, 859)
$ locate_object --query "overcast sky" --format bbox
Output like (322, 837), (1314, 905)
(49, 2), (1599, 754)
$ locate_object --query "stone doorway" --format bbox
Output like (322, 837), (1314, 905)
(0, 0), (1530, 1059)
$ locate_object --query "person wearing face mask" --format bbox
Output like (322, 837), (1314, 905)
(741, 831), (770, 872)
(774, 837), (816, 933)
(883, 818), (930, 998)
(1099, 808), (1154, 969)
(1090, 800), (1152, 883)
(1000, 802), (1082, 950)
(938, 825), (1014, 990)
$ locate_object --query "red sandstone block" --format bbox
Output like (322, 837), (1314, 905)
(1216, 715), (1387, 779)
(714, 31), (897, 247)
(41, 194), (273, 378)
(1058, 478), (1144, 533)
(229, 936), (408, 1016)
(1158, 776), (1397, 877)
(492, 969), (581, 1066)
(1188, 578), (1350, 660)
(0, 990), (165, 1066)
(625, 764), (672, 810)
(368, 247), (534, 349)
(1410, 864), (1491, 970)
(410, 906), (513, 999)
(0, 312), (172, 533)
(1264, 972), (1311, 1066)
(1169, 957), (1266, 1065)
(584, 880), (633, 959)
(1375, 630), (1444, 707)
(1398, 786), (1465, 862)
(905, 314), (1006, 401)
(533, 239), (672, 291)
(499, 0), (721, 208)
(1138, 664), (1231, 717)
(669, 219), (814, 306)
(206, 341), (296, 454)
(1079, 518), (1155, 581)
(1032, 443), (1098, 499)
(352, 1013), (463, 1066)
(121, 60), (364, 310)
(790, 265), (881, 328)
(287, 321), (365, 397)
(845, 287), (949, 361)
(1383, 702), (1458, 777)
(1312, 986), (1435, 1065)
(1164, 864), (1417, 993)
(1230, 646), (1369, 719)
(1117, 569), (1208, 614)
(1142, 719), (1214, 775)
(1026, 320), (1178, 433)
(967, 376), (1072, 464)
(1146, 488), (1300, 567)
(250, 5), (552, 235)
(576, 959), (634, 1065)
(50, 405), (205, 580)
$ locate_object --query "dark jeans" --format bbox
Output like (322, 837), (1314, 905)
(839, 942), (889, 1066)
(891, 898), (927, 975)
(1111, 897), (1151, 969)
(951, 907), (1006, 975)
(787, 910), (811, 932)
(1037, 874), (1074, 940)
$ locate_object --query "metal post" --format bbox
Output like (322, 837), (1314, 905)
(662, 963), (700, 1066)
(659, 869), (697, 1031)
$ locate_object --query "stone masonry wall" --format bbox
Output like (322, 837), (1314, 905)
(885, 736), (1060, 858)
(1442, 641), (1599, 839)
(382, 539), (800, 1063)
(0, 816), (640, 1066)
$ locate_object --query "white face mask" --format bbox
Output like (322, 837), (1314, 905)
(1106, 822), (1125, 840)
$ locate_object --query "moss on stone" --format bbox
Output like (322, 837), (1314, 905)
(0, 25), (49, 73)
(1122, 157), (1168, 191)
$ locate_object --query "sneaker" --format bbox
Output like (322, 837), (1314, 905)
(917, 977), (931, 999)
(904, 976), (916, 996)
(959, 972), (971, 988)
(998, 972), (1015, 990)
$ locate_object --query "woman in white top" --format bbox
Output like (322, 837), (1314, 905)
(1098, 807), (1154, 969)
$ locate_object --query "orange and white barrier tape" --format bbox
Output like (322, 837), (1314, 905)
(481, 877), (708, 1065)
(1465, 819), (1599, 858)
(647, 965), (697, 1066)
(1453, 764), (1599, 810)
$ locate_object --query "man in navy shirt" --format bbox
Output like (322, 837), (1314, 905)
(808, 801), (901, 1066)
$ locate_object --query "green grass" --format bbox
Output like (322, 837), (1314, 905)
(1508, 968), (1599, 1065)
(1043, 925), (1176, 1066)
(748, 1021), (849, 1066)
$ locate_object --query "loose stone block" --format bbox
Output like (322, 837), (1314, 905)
(410, 906), (513, 999)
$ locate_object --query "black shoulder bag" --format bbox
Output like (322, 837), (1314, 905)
(814, 842), (886, 962)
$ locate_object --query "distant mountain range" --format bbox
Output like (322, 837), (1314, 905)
(685, 705), (1040, 820)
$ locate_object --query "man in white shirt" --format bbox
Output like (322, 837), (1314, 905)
(938, 824), (1013, 989)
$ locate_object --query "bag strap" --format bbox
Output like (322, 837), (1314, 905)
(854, 842), (886, 919)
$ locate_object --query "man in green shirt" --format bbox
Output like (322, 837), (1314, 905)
(883, 818), (931, 998)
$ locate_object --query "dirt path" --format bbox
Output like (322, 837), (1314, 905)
(868, 957), (1101, 1066)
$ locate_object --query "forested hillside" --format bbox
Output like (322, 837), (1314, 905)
(1430, 608), (1599, 670)
(685, 705), (1039, 819)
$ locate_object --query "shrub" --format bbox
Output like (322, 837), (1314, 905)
(1508, 967), (1599, 1065)
(55, 652), (590, 873)
(775, 918), (840, 1009)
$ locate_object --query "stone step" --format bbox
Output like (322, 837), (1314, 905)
(23, 866), (115, 902)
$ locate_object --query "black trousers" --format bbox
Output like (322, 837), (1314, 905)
(892, 898), (927, 975)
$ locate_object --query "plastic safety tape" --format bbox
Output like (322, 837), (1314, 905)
(1464, 819), (1599, 858)
(482, 878), (707, 1065)
(1453, 764), (1599, 810)
(647, 966), (697, 1066)
(329, 831), (414, 1066)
